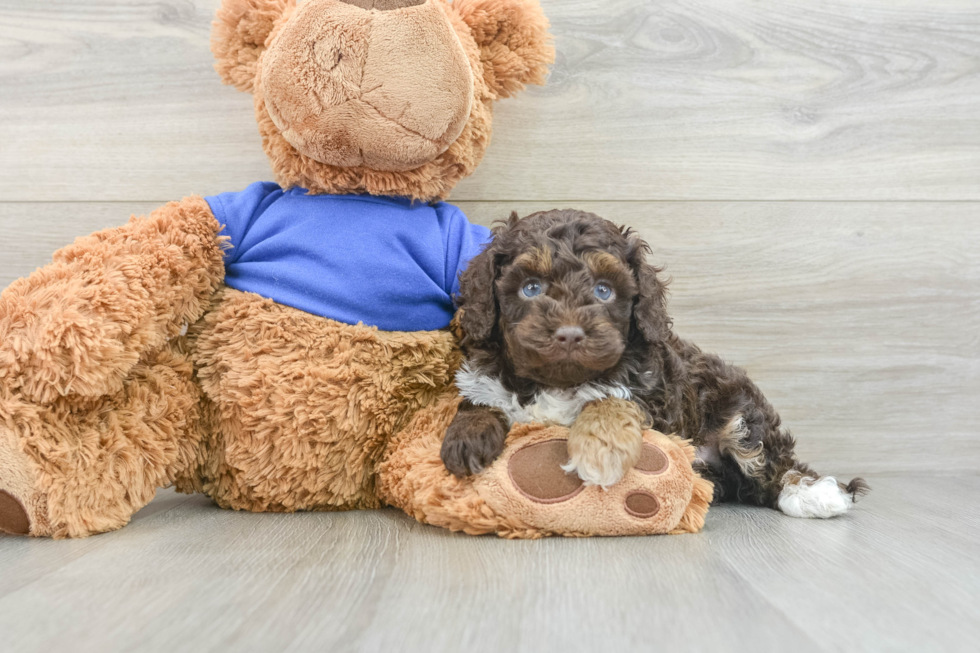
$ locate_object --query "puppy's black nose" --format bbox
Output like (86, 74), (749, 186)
(555, 326), (586, 347)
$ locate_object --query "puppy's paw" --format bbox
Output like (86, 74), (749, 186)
(561, 434), (641, 489)
(561, 398), (644, 489)
(440, 409), (508, 477)
(777, 472), (867, 519)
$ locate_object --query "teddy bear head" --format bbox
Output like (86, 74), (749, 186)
(212, 0), (553, 201)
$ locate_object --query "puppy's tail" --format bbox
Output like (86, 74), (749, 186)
(844, 477), (871, 498)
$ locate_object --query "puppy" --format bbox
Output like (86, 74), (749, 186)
(440, 210), (868, 518)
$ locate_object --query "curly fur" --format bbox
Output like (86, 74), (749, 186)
(456, 0), (553, 98)
(0, 196), (225, 405)
(182, 287), (460, 513)
(212, 0), (297, 92)
(1, 342), (207, 539)
(451, 210), (868, 514)
(0, 197), (462, 537)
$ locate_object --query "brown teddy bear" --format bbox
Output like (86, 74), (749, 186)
(0, 0), (708, 539)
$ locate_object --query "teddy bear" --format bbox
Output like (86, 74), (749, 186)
(0, 0), (709, 539)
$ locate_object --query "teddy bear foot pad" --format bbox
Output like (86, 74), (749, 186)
(0, 490), (30, 535)
(507, 438), (670, 519)
(475, 427), (706, 536)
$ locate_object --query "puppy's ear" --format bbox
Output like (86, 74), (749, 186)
(457, 240), (499, 345)
(455, 0), (555, 99)
(626, 231), (672, 344)
(212, 0), (295, 92)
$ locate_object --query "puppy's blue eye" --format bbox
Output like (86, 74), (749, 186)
(522, 280), (543, 298)
(594, 283), (613, 301)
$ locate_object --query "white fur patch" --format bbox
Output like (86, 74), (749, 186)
(777, 473), (853, 519)
(454, 363), (632, 427)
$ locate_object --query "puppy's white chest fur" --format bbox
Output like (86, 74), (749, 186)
(454, 364), (632, 427)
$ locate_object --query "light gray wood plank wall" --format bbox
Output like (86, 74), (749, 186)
(2, 0), (980, 201)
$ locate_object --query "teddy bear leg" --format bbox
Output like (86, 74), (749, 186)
(0, 422), (49, 536)
(189, 288), (461, 514)
(0, 196), (224, 407)
(0, 341), (208, 538)
(0, 196), (225, 537)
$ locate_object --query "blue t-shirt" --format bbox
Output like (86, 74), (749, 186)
(205, 182), (491, 331)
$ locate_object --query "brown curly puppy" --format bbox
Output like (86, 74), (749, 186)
(442, 210), (868, 518)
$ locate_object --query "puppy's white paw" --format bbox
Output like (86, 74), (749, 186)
(561, 437), (638, 489)
(777, 473), (853, 518)
(562, 397), (644, 489)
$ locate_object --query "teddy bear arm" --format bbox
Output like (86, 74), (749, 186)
(0, 196), (225, 404)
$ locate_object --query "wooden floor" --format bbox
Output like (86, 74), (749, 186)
(1, 1), (979, 651)
(0, 475), (977, 652)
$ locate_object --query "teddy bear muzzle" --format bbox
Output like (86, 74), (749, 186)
(260, 0), (474, 172)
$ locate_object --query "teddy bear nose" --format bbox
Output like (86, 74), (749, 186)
(338, 0), (426, 10)
(555, 326), (586, 347)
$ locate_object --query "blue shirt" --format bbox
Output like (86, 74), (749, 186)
(205, 182), (491, 331)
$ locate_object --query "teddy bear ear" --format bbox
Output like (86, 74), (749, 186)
(211, 0), (295, 92)
(455, 0), (555, 99)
